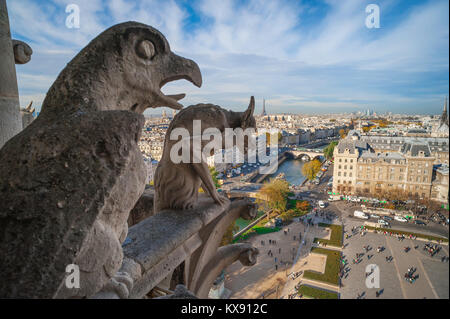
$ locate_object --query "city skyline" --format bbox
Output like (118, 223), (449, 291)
(8, 0), (449, 115)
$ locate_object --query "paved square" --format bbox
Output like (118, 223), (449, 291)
(340, 220), (449, 299)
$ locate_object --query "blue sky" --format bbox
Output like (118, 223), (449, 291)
(8, 0), (449, 115)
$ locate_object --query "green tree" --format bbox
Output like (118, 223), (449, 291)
(323, 141), (338, 160)
(209, 166), (220, 188)
(302, 159), (322, 181)
(256, 178), (290, 214)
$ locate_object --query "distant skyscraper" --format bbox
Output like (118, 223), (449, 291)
(261, 99), (267, 116)
(172, 110), (177, 118)
(162, 110), (167, 118)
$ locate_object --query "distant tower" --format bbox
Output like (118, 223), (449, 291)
(162, 110), (167, 118)
(440, 96), (448, 125)
(172, 110), (177, 118)
(261, 99), (267, 116)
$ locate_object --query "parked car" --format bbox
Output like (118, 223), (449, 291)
(318, 201), (326, 209)
(378, 219), (390, 226)
(354, 210), (369, 219)
(370, 214), (380, 219)
(383, 216), (393, 221)
(414, 220), (427, 226)
(394, 216), (408, 222)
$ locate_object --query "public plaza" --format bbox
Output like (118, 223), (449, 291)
(224, 213), (449, 299)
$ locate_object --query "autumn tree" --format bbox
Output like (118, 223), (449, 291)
(256, 178), (290, 214)
(296, 200), (310, 212)
(302, 159), (322, 181)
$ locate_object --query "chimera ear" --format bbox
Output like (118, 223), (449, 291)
(242, 96), (255, 127)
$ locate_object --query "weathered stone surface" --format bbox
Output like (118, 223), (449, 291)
(0, 111), (145, 298)
(40, 22), (201, 119)
(12, 39), (33, 64)
(154, 96), (255, 213)
(0, 21), (202, 298)
(156, 284), (197, 299)
(186, 199), (257, 291)
(128, 187), (154, 226)
(194, 243), (259, 298)
(0, 0), (22, 148)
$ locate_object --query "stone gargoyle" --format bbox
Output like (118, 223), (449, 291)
(154, 97), (256, 213)
(0, 21), (201, 298)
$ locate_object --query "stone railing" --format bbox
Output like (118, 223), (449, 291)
(93, 195), (259, 298)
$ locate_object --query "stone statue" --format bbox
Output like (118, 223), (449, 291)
(20, 101), (35, 129)
(12, 39), (33, 64)
(0, 22), (202, 298)
(154, 97), (256, 213)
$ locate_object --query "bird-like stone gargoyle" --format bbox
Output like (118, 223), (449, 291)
(0, 22), (201, 298)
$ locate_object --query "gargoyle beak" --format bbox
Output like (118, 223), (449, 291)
(156, 52), (202, 110)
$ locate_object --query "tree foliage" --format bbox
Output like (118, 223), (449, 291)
(296, 200), (311, 212)
(339, 128), (349, 138)
(302, 159), (322, 181)
(323, 141), (338, 160)
(209, 166), (220, 188)
(256, 178), (290, 214)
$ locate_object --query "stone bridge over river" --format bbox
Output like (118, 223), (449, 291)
(287, 150), (324, 161)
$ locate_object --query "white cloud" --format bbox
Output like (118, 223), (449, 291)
(7, 0), (449, 115)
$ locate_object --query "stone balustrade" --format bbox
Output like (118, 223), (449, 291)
(92, 195), (259, 299)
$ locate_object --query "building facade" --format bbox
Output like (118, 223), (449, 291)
(333, 135), (440, 201)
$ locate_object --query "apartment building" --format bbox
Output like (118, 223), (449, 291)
(333, 135), (438, 200)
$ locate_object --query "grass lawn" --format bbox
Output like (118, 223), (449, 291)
(297, 285), (339, 299)
(303, 247), (341, 286)
(233, 226), (281, 243)
(313, 223), (343, 247)
(364, 226), (449, 243)
(234, 211), (265, 232)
